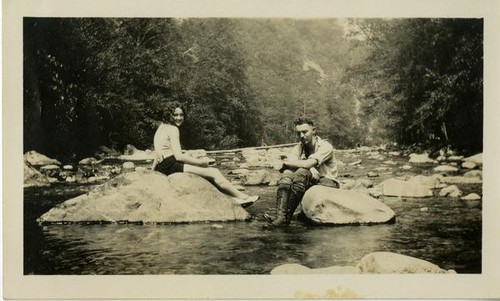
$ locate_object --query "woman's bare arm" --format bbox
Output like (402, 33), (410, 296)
(169, 126), (209, 167)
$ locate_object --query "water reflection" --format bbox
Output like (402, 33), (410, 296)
(25, 183), (481, 274)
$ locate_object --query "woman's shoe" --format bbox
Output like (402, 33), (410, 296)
(233, 195), (259, 208)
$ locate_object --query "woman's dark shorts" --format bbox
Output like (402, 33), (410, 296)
(154, 155), (184, 176)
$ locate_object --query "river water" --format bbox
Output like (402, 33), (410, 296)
(24, 151), (482, 274)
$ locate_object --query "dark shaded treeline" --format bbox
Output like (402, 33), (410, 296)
(349, 18), (483, 153)
(24, 18), (262, 160)
(23, 18), (483, 161)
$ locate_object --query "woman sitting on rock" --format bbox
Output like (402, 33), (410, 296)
(152, 101), (259, 207)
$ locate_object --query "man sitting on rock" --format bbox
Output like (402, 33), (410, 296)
(265, 117), (339, 228)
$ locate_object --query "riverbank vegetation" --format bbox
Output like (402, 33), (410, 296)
(23, 18), (483, 160)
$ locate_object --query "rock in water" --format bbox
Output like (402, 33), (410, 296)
(271, 252), (454, 274)
(408, 175), (442, 189)
(408, 153), (435, 164)
(461, 193), (481, 201)
(434, 165), (459, 172)
(37, 171), (250, 224)
(462, 161), (477, 169)
(79, 157), (99, 165)
(356, 252), (456, 273)
(439, 185), (462, 197)
(24, 150), (61, 166)
(463, 153), (482, 165)
(377, 178), (433, 197)
(24, 162), (51, 187)
(301, 186), (396, 225)
(271, 263), (359, 274)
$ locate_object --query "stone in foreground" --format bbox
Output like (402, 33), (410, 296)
(271, 252), (456, 274)
(271, 263), (359, 274)
(37, 171), (250, 224)
(301, 186), (396, 225)
(356, 252), (456, 273)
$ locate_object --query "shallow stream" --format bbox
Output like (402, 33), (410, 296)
(24, 150), (482, 274)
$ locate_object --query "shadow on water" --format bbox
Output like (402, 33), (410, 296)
(24, 185), (481, 275)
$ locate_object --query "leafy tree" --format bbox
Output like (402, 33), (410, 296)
(348, 18), (483, 152)
(24, 18), (262, 159)
(25, 17), (479, 158)
(175, 18), (262, 150)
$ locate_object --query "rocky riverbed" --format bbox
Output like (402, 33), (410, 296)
(25, 144), (483, 201)
(23, 144), (483, 274)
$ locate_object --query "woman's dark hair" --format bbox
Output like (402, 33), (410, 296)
(163, 101), (187, 125)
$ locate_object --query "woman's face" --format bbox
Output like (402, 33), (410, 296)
(172, 107), (184, 126)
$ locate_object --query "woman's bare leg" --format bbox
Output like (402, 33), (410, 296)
(183, 164), (249, 199)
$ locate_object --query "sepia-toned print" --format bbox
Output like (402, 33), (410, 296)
(4, 0), (500, 299)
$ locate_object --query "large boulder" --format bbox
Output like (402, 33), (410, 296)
(37, 171), (250, 224)
(301, 186), (396, 225)
(356, 252), (456, 274)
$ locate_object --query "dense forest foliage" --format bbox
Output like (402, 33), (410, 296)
(347, 18), (483, 152)
(23, 18), (483, 160)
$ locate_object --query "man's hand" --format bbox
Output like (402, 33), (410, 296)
(272, 160), (285, 172)
(310, 167), (320, 181)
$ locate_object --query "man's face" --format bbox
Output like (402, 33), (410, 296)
(295, 123), (316, 145)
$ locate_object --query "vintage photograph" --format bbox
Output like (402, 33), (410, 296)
(23, 17), (483, 276)
(4, 0), (500, 299)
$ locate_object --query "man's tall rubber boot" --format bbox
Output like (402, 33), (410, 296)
(263, 187), (291, 228)
(271, 187), (291, 226)
(285, 192), (302, 224)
